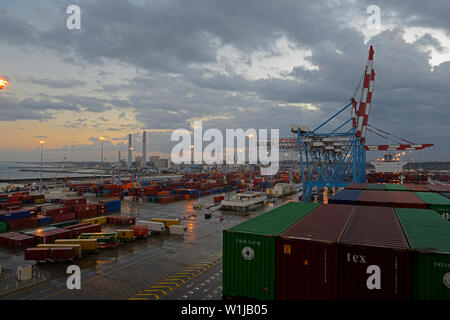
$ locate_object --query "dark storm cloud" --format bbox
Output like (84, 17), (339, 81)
(25, 76), (87, 89)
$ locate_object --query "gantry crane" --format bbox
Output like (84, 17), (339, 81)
(289, 46), (433, 201)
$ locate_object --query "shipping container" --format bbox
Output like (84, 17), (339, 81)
(37, 244), (82, 259)
(223, 202), (319, 300)
(358, 190), (391, 207)
(107, 215), (136, 225)
(70, 224), (102, 237)
(387, 191), (427, 209)
(366, 184), (385, 190)
(338, 206), (411, 300)
(130, 225), (149, 238)
(345, 183), (366, 190)
(47, 247), (75, 262)
(276, 204), (355, 300)
(117, 229), (135, 240)
(425, 184), (450, 193)
(24, 247), (49, 261)
(49, 220), (78, 228)
(0, 221), (6, 233)
(329, 189), (362, 205)
(384, 184), (408, 191)
(150, 218), (180, 227)
(403, 184), (430, 192)
(51, 212), (76, 223)
(55, 238), (98, 252)
(440, 192), (450, 200)
(395, 208), (450, 300)
(414, 192), (450, 220)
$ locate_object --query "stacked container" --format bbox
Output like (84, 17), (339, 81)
(358, 190), (391, 207)
(338, 206), (412, 300)
(222, 202), (319, 300)
(414, 192), (450, 220)
(387, 191), (426, 209)
(276, 204), (355, 300)
(395, 208), (450, 300)
(329, 189), (362, 205)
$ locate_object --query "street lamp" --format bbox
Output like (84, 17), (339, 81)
(39, 140), (45, 192)
(0, 79), (8, 90)
(100, 137), (105, 185)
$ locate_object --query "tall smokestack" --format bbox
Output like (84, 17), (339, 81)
(128, 134), (132, 169)
(118, 151), (121, 162)
(143, 131), (147, 165)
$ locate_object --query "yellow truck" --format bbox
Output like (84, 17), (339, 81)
(55, 239), (98, 253)
(117, 229), (135, 241)
(150, 218), (180, 228)
(81, 216), (108, 225)
(37, 243), (82, 259)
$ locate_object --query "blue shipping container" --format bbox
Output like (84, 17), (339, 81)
(329, 189), (362, 205)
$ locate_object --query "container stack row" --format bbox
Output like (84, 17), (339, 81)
(222, 202), (450, 300)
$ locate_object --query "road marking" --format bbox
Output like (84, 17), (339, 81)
(136, 293), (159, 299)
(129, 251), (222, 300)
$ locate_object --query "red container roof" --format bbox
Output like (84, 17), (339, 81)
(402, 183), (430, 192)
(339, 206), (410, 250)
(359, 190), (391, 203)
(280, 204), (355, 242)
(387, 191), (425, 205)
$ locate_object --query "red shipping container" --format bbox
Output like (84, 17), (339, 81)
(403, 184), (430, 192)
(48, 247), (75, 261)
(214, 195), (225, 203)
(276, 204), (356, 300)
(346, 183), (367, 190)
(12, 235), (36, 249)
(387, 191), (427, 209)
(25, 247), (49, 261)
(358, 190), (391, 207)
(76, 210), (97, 219)
(44, 207), (70, 216)
(107, 215), (135, 225)
(6, 217), (38, 230)
(74, 203), (98, 213)
(70, 224), (101, 237)
(130, 225), (148, 238)
(338, 206), (411, 300)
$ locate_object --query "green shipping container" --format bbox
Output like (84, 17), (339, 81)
(367, 183), (385, 190)
(0, 221), (6, 233)
(395, 208), (450, 300)
(414, 192), (450, 220)
(384, 183), (408, 191)
(222, 202), (319, 300)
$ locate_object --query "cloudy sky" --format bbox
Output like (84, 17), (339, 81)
(0, 0), (449, 163)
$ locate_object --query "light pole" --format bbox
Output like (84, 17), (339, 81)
(0, 79), (8, 90)
(100, 137), (105, 185)
(39, 140), (45, 192)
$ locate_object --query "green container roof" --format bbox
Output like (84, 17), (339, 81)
(395, 208), (450, 253)
(228, 202), (319, 236)
(367, 183), (385, 190)
(414, 192), (450, 206)
(384, 184), (407, 191)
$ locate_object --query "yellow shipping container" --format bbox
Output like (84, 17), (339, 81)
(150, 218), (180, 227)
(81, 216), (107, 225)
(55, 239), (98, 252)
(117, 229), (134, 240)
(33, 198), (45, 204)
(37, 244), (82, 258)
